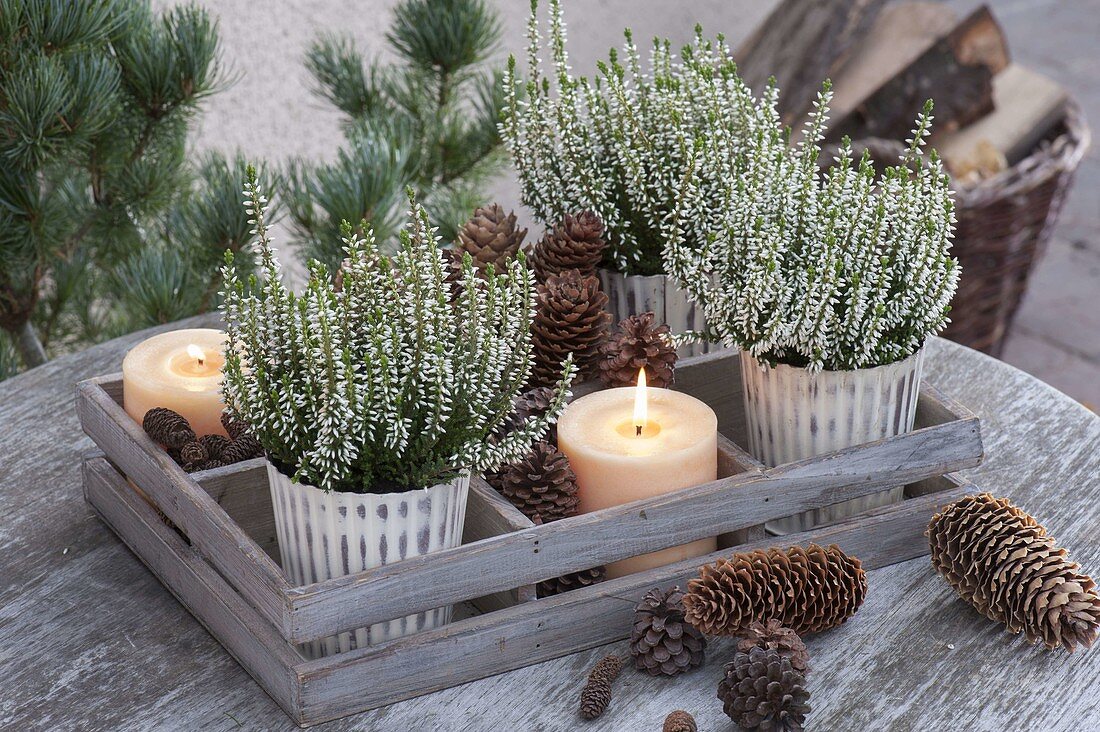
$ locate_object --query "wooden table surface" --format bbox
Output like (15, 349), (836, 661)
(2, 314), (1099, 731)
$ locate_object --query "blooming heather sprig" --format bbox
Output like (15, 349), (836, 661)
(503, 1), (757, 276)
(221, 170), (575, 493)
(664, 95), (959, 372)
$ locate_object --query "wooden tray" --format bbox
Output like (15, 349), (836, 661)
(77, 350), (983, 726)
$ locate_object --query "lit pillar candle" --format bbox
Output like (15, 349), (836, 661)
(123, 328), (228, 437)
(557, 370), (718, 578)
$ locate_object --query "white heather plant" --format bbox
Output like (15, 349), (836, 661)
(220, 171), (575, 494)
(664, 87), (960, 372)
(502, 0), (756, 276)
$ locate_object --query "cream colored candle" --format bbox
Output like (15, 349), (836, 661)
(557, 373), (718, 578)
(123, 329), (228, 437)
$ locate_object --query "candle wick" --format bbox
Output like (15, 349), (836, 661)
(635, 425), (643, 437)
(197, 357), (205, 366)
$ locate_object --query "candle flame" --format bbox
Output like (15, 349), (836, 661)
(186, 343), (206, 366)
(633, 367), (647, 437)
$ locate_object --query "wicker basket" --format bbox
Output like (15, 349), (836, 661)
(945, 102), (1090, 356)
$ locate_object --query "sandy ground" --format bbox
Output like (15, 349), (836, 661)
(155, 0), (1100, 405)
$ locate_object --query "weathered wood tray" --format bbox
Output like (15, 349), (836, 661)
(77, 350), (983, 726)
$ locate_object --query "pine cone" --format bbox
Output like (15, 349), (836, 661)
(738, 620), (810, 673)
(486, 441), (579, 522)
(718, 646), (810, 731)
(662, 710), (697, 732)
(538, 566), (606, 598)
(597, 312), (677, 389)
(220, 412), (250, 441)
(222, 433), (264, 464)
(684, 544), (866, 637)
(531, 269), (611, 386)
(589, 654), (623, 684)
(199, 434), (231, 461)
(512, 385), (558, 440)
(143, 408), (195, 450)
(178, 440), (207, 467)
(579, 655), (621, 720)
(531, 210), (607, 281)
(928, 493), (1100, 652)
(457, 203), (526, 273)
(193, 459), (227, 472)
(630, 587), (706, 676)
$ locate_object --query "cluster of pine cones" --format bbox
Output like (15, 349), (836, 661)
(143, 408), (263, 472)
(454, 203), (678, 389)
(578, 583), (816, 729)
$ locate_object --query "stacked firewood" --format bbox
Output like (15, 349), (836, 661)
(738, 1), (1068, 184)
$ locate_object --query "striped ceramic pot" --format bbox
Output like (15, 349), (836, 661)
(740, 348), (925, 534)
(598, 268), (726, 358)
(268, 464), (470, 659)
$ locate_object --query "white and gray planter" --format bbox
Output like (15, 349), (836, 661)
(598, 268), (725, 358)
(267, 464), (470, 658)
(740, 348), (925, 535)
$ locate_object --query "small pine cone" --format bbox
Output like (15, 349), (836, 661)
(531, 210), (607, 281)
(457, 203), (526, 273)
(220, 412), (250, 441)
(662, 710), (697, 732)
(199, 434), (231, 461)
(579, 655), (621, 720)
(630, 587), (706, 676)
(194, 459), (227, 472)
(738, 620), (810, 673)
(178, 440), (208, 467)
(531, 269), (611, 386)
(579, 678), (611, 720)
(684, 544), (866, 637)
(143, 408), (195, 450)
(588, 654), (623, 684)
(510, 386), (558, 442)
(222, 433), (264, 464)
(486, 441), (579, 522)
(597, 312), (677, 389)
(718, 646), (810, 731)
(538, 566), (606, 598)
(928, 493), (1100, 652)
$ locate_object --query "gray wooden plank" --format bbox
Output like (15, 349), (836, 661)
(285, 415), (980, 641)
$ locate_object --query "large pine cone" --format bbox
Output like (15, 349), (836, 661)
(630, 587), (706, 676)
(538, 566), (606, 598)
(457, 203), (526, 273)
(684, 544), (866, 637)
(928, 493), (1100, 652)
(597, 312), (677, 389)
(531, 210), (607, 282)
(486, 441), (579, 522)
(530, 269), (611, 386)
(718, 646), (810, 731)
(738, 620), (810, 673)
